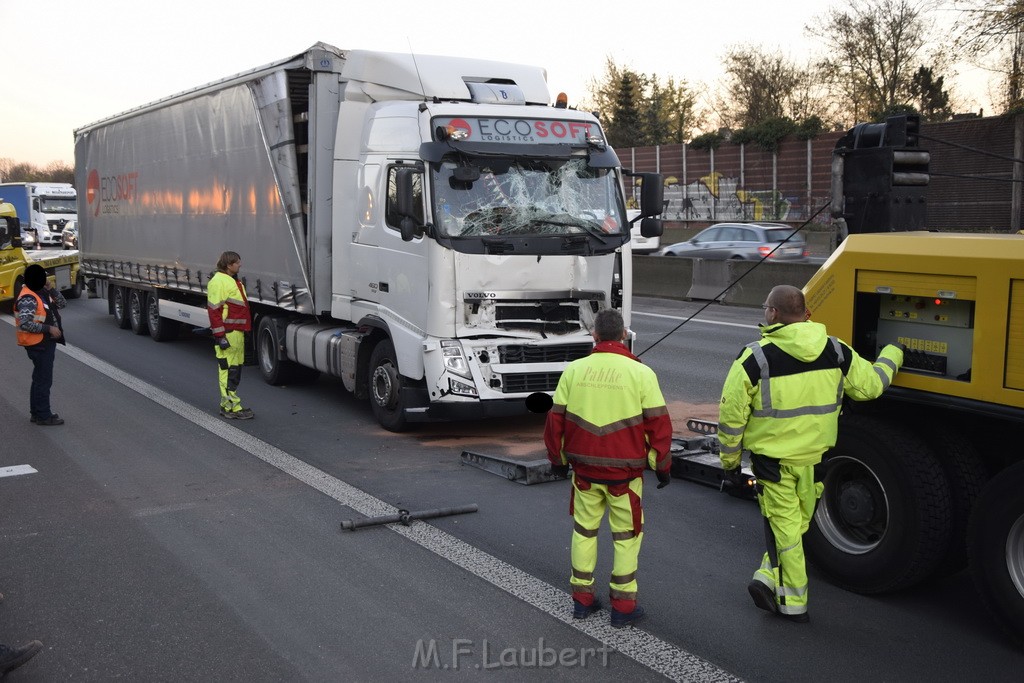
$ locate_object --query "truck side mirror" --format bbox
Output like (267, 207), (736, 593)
(640, 217), (663, 238)
(637, 173), (664, 217)
(395, 167), (423, 242)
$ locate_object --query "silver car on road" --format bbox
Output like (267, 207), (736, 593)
(659, 222), (807, 260)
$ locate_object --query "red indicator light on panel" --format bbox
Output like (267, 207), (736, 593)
(934, 298), (942, 305)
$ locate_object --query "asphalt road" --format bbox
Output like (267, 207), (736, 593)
(0, 297), (1020, 682)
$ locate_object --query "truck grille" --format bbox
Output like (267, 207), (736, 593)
(494, 301), (581, 334)
(502, 372), (563, 393)
(499, 343), (592, 364)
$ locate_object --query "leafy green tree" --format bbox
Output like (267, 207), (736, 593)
(910, 66), (953, 120)
(586, 57), (701, 147)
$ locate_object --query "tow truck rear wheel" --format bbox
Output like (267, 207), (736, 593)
(65, 274), (84, 299)
(112, 286), (131, 329)
(128, 289), (149, 335)
(968, 461), (1024, 649)
(369, 339), (409, 432)
(805, 414), (953, 593)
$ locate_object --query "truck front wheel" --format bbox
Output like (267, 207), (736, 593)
(805, 414), (953, 593)
(369, 339), (409, 432)
(968, 460), (1024, 649)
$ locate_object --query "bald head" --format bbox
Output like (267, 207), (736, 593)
(765, 285), (807, 324)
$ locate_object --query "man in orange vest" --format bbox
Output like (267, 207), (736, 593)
(544, 308), (673, 628)
(16, 264), (66, 425)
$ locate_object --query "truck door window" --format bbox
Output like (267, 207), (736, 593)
(386, 165), (424, 230)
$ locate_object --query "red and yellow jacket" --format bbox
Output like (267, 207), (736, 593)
(207, 271), (251, 337)
(544, 341), (673, 482)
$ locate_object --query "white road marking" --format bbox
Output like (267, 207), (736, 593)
(634, 310), (758, 330)
(3, 315), (739, 682)
(0, 464), (38, 478)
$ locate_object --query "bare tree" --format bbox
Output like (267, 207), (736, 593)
(719, 46), (801, 129)
(954, 1), (1024, 111)
(812, 0), (949, 121)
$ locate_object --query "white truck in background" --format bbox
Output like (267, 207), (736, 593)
(0, 182), (78, 249)
(75, 43), (664, 431)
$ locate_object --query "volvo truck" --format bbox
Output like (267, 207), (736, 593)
(74, 43), (664, 431)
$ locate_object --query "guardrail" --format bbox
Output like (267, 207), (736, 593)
(632, 256), (822, 306)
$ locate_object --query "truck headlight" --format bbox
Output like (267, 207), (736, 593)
(441, 340), (471, 378)
(449, 378), (478, 396)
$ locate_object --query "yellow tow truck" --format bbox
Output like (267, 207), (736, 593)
(0, 200), (83, 311)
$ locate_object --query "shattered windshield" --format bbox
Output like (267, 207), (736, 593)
(431, 158), (625, 238)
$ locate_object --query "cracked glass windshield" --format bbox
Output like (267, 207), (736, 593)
(432, 158), (624, 238)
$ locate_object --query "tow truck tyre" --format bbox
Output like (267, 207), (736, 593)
(128, 289), (149, 335)
(967, 460), (1024, 649)
(112, 286), (131, 329)
(805, 414), (953, 593)
(369, 339), (409, 432)
(65, 274), (84, 299)
(924, 425), (988, 576)
(146, 294), (180, 342)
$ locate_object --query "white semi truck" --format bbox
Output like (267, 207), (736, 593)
(75, 43), (663, 430)
(0, 181), (78, 248)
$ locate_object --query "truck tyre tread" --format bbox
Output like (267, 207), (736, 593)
(968, 460), (1024, 649)
(924, 425), (989, 576)
(65, 274), (84, 299)
(806, 413), (953, 594)
(256, 316), (318, 385)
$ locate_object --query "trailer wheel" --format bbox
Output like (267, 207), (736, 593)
(146, 294), (180, 342)
(968, 460), (1024, 649)
(369, 339), (409, 432)
(112, 286), (131, 329)
(805, 414), (952, 593)
(128, 289), (149, 335)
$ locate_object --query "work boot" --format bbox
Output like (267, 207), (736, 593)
(35, 414), (64, 426)
(573, 598), (601, 620)
(0, 640), (43, 675)
(747, 580), (779, 614)
(234, 407), (254, 420)
(780, 611), (810, 623)
(610, 604), (645, 628)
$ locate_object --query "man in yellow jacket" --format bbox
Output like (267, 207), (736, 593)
(718, 285), (903, 622)
(208, 251), (253, 419)
(545, 308), (673, 628)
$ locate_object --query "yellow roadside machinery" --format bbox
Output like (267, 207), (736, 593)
(0, 200), (83, 310)
(802, 115), (1024, 647)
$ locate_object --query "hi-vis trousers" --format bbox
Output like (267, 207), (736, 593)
(569, 476), (644, 613)
(215, 330), (245, 412)
(752, 461), (823, 618)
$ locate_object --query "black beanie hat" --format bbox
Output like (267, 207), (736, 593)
(24, 264), (47, 292)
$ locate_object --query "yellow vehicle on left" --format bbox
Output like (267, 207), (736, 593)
(0, 200), (83, 311)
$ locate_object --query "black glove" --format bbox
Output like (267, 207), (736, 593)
(217, 337), (231, 350)
(550, 464), (570, 479)
(655, 469), (671, 489)
(724, 467), (745, 488)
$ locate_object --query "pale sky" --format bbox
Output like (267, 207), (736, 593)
(0, 0), (994, 167)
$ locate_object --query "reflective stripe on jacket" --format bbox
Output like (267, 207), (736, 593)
(718, 320), (902, 469)
(207, 271), (251, 337)
(15, 287), (47, 347)
(544, 341), (673, 482)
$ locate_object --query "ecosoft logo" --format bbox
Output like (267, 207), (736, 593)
(87, 169), (100, 216)
(86, 168), (139, 216)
